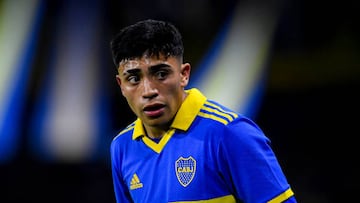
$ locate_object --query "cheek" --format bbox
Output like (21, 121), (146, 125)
(120, 83), (135, 95)
(121, 87), (134, 101)
(121, 86), (140, 106)
(119, 86), (131, 102)
(162, 82), (179, 94)
(163, 81), (183, 101)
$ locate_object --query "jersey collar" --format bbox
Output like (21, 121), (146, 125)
(132, 88), (207, 140)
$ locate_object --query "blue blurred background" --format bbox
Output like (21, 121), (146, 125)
(0, 0), (359, 202)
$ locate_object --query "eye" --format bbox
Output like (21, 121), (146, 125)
(127, 75), (140, 84)
(155, 70), (169, 80)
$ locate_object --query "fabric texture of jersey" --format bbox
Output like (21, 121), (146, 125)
(110, 88), (296, 203)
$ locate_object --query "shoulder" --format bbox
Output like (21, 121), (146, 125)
(111, 121), (136, 146)
(220, 115), (271, 154)
(198, 99), (239, 126)
(199, 99), (268, 142)
(199, 99), (262, 132)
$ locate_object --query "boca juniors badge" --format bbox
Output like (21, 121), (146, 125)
(175, 156), (196, 187)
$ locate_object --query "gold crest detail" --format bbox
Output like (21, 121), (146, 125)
(175, 156), (196, 187)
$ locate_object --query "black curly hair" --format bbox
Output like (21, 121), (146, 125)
(110, 19), (184, 67)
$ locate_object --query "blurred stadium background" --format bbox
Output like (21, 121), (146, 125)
(0, 0), (359, 202)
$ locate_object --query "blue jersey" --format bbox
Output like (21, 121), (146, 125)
(110, 88), (296, 203)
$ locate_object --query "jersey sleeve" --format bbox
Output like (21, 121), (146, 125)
(218, 117), (297, 203)
(110, 139), (133, 203)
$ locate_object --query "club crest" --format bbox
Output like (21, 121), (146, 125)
(175, 156), (196, 187)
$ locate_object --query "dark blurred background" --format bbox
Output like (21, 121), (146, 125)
(0, 0), (359, 202)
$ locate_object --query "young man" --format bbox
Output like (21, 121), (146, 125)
(110, 19), (297, 203)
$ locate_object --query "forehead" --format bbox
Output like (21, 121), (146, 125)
(118, 54), (179, 72)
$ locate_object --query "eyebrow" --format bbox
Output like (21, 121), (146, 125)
(122, 68), (140, 76)
(148, 63), (171, 73)
(121, 63), (171, 76)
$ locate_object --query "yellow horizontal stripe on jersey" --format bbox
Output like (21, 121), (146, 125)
(201, 106), (235, 122)
(268, 188), (294, 203)
(198, 112), (229, 125)
(169, 194), (236, 203)
(204, 101), (238, 119)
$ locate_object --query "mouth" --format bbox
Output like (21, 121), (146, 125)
(143, 103), (166, 118)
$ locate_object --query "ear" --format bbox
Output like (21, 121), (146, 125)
(180, 63), (191, 87)
(115, 75), (124, 95)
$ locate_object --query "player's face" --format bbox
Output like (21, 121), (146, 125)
(116, 54), (190, 131)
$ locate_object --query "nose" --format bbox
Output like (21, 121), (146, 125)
(142, 78), (158, 99)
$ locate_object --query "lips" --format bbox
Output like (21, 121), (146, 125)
(143, 103), (165, 117)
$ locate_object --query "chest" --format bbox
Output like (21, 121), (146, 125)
(121, 131), (227, 202)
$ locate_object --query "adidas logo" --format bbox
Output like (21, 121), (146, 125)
(130, 173), (143, 190)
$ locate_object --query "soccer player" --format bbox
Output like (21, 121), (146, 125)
(110, 19), (297, 203)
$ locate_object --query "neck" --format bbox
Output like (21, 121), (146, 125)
(143, 124), (169, 139)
